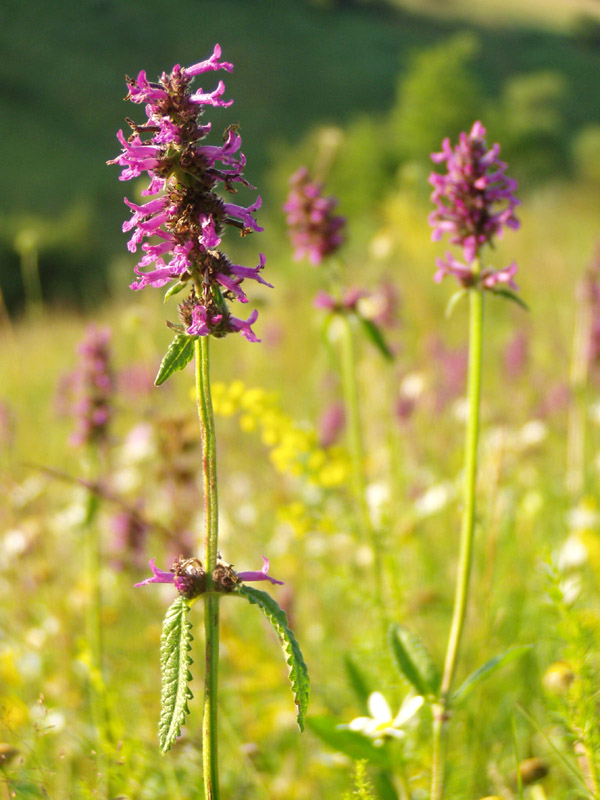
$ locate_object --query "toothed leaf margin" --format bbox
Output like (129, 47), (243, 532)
(159, 596), (194, 753)
(155, 334), (195, 386)
(235, 585), (309, 731)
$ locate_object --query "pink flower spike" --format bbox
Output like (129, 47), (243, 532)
(134, 558), (175, 587)
(237, 557), (284, 586)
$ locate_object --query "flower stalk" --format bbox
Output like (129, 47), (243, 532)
(427, 122), (520, 799)
(430, 281), (484, 800)
(195, 336), (221, 800)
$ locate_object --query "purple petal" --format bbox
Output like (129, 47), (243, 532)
(238, 556), (284, 585)
(134, 558), (176, 587)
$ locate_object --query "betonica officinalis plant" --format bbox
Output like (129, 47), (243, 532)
(284, 167), (395, 626)
(426, 122), (526, 800)
(109, 44), (309, 800)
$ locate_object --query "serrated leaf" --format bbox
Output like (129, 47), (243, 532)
(388, 624), (440, 698)
(358, 317), (394, 361)
(452, 644), (533, 705)
(154, 334), (195, 386)
(490, 287), (530, 311)
(159, 596), (194, 753)
(445, 288), (468, 318)
(306, 716), (392, 767)
(236, 585), (309, 731)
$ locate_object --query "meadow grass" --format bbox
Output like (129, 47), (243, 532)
(1, 168), (600, 797)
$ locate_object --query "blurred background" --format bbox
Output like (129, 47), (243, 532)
(1, 0), (599, 312)
(2, 1), (600, 798)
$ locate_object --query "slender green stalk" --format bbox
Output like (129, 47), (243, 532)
(338, 314), (384, 616)
(195, 336), (221, 800)
(430, 285), (484, 800)
(82, 452), (112, 800)
(566, 287), (591, 498)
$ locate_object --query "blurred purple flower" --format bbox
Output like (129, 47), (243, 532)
(109, 44), (271, 342)
(283, 167), (345, 265)
(69, 325), (113, 448)
(110, 507), (148, 570)
(503, 330), (529, 380)
(319, 401), (346, 447)
(314, 286), (366, 314)
(429, 121), (520, 287)
(135, 555), (282, 599)
(578, 242), (600, 367)
(0, 400), (16, 450)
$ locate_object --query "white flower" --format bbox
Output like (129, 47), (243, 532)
(343, 691), (424, 746)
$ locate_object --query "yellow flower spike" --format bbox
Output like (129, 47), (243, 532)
(227, 379), (246, 400)
(240, 387), (266, 408)
(239, 414), (257, 433)
(308, 451), (326, 471)
(0, 649), (23, 688)
(218, 399), (237, 417)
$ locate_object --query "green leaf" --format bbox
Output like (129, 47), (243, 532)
(159, 596), (194, 753)
(307, 716), (392, 768)
(388, 624), (440, 698)
(344, 654), (371, 711)
(452, 644), (533, 705)
(490, 287), (530, 311)
(358, 317), (394, 361)
(163, 282), (187, 302)
(236, 585), (310, 731)
(154, 334), (195, 386)
(445, 288), (468, 318)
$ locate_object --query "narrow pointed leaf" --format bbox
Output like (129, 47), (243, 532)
(236, 585), (309, 731)
(490, 287), (529, 311)
(358, 317), (394, 361)
(453, 644), (533, 705)
(307, 716), (392, 767)
(344, 654), (371, 711)
(445, 288), (468, 318)
(164, 282), (187, 302)
(159, 596), (194, 753)
(155, 334), (195, 386)
(388, 623), (440, 698)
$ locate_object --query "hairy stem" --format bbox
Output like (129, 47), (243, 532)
(430, 285), (484, 800)
(195, 336), (221, 800)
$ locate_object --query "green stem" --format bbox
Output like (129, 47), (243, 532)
(82, 451), (112, 800)
(430, 286), (484, 800)
(338, 314), (385, 617)
(195, 336), (221, 800)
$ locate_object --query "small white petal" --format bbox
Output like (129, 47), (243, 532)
(368, 692), (393, 724)
(393, 695), (424, 727)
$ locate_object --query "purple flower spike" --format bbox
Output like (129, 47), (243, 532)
(237, 556), (284, 586)
(69, 325), (113, 449)
(283, 167), (346, 265)
(429, 122), (520, 289)
(109, 46), (270, 342)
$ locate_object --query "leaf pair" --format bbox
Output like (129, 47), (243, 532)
(158, 587), (310, 753)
